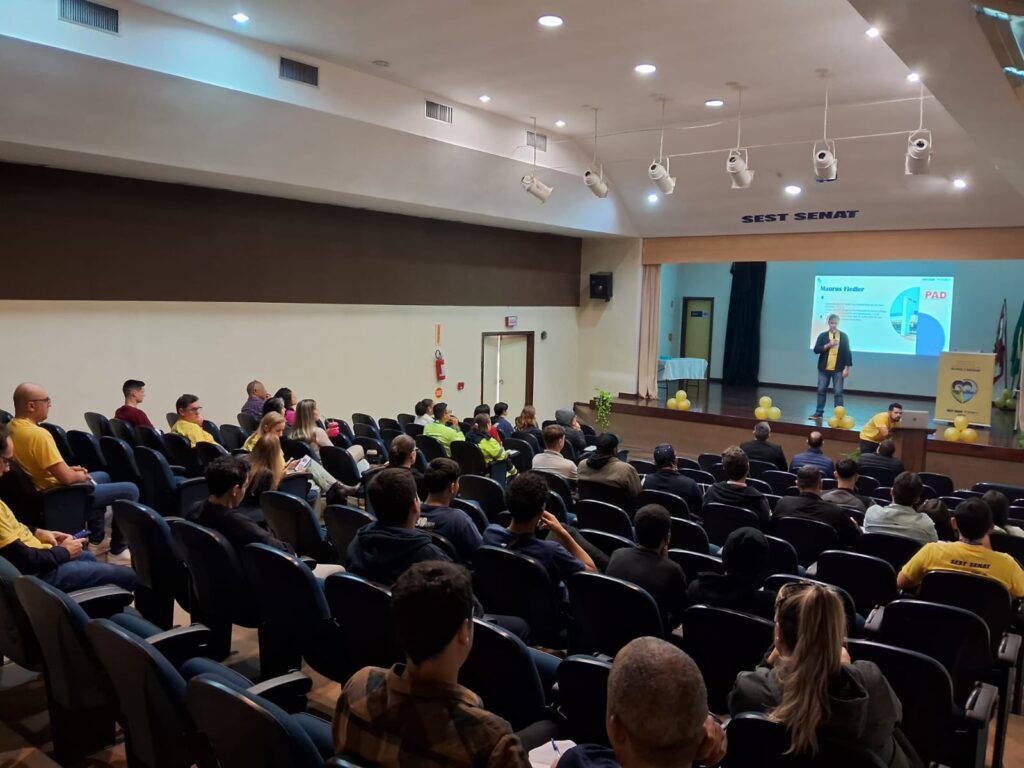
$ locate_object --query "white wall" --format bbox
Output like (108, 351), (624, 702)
(0, 301), (578, 431)
(577, 239), (644, 399)
(664, 264), (732, 378)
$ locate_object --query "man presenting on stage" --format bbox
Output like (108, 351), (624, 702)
(811, 314), (852, 419)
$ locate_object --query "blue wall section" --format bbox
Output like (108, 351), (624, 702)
(661, 259), (1024, 397)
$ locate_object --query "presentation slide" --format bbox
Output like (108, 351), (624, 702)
(809, 275), (954, 356)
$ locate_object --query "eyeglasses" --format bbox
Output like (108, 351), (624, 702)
(29, 397), (52, 406)
(186, 406), (203, 413)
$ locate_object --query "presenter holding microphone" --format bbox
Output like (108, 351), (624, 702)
(811, 314), (852, 419)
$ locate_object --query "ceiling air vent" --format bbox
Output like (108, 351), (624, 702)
(527, 130), (548, 152)
(279, 57), (319, 87)
(59, 0), (119, 33)
(425, 100), (454, 124)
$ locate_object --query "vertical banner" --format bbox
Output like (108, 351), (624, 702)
(935, 352), (995, 427)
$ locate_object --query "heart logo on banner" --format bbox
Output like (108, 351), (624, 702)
(951, 379), (977, 404)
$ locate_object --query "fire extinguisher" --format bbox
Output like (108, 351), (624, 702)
(434, 349), (446, 381)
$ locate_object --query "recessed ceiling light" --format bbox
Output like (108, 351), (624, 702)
(865, 27), (880, 38)
(647, 193), (659, 203)
(372, 59), (390, 67)
(952, 177), (967, 189)
(232, 12), (249, 23)
(634, 64), (657, 75)
(906, 72), (921, 83)
(555, 120), (566, 127)
(704, 99), (725, 108)
(538, 15), (563, 27)
(784, 185), (802, 196)
(478, 94), (491, 103)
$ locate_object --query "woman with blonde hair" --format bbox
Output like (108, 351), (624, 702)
(289, 398), (370, 473)
(244, 432), (289, 506)
(728, 582), (913, 766)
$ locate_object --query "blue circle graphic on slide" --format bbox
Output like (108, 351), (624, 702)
(914, 313), (946, 356)
(889, 287), (920, 339)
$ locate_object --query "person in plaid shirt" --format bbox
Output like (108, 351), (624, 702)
(332, 560), (531, 767)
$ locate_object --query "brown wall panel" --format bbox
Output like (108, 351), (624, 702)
(0, 163), (581, 306)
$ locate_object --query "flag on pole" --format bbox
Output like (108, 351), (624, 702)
(994, 299), (1007, 385)
(1011, 299), (1024, 390)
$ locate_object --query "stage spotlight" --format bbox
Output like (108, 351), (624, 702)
(583, 170), (609, 198)
(813, 142), (837, 182)
(649, 161), (675, 194)
(905, 130), (931, 175)
(522, 174), (553, 202)
(726, 150), (754, 189)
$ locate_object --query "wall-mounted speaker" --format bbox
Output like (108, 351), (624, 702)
(589, 272), (613, 302)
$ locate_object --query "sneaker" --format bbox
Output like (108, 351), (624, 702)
(808, 413), (823, 420)
(108, 547), (132, 565)
(87, 539), (110, 562)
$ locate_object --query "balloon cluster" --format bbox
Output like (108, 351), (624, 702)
(666, 389), (691, 411)
(994, 388), (1018, 412)
(827, 406), (855, 430)
(753, 396), (781, 421)
(943, 415), (978, 443)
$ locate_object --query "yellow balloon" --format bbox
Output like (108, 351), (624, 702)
(678, 399), (691, 411)
(675, 390), (688, 402)
(943, 426), (961, 442)
(953, 415), (969, 431)
(666, 398), (678, 410)
(833, 406), (846, 419)
(827, 416), (840, 428)
(767, 406), (782, 421)
(754, 406), (769, 420)
(960, 427), (978, 444)
(759, 396), (773, 409)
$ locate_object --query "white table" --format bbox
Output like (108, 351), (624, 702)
(659, 357), (708, 381)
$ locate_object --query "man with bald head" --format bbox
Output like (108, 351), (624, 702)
(9, 383), (139, 557)
(241, 380), (269, 421)
(556, 637), (726, 767)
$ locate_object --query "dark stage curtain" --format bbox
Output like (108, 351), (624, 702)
(722, 261), (767, 386)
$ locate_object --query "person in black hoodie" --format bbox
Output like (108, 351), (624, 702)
(729, 582), (915, 767)
(641, 443), (702, 517)
(686, 527), (776, 620)
(346, 468), (454, 586)
(702, 446), (770, 526)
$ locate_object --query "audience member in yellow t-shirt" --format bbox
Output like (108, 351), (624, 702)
(170, 394), (216, 447)
(858, 402), (902, 455)
(422, 402), (466, 456)
(8, 383), (140, 550)
(898, 497), (1024, 598)
(0, 427), (136, 590)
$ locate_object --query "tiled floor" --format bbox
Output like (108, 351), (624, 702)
(2, 603), (1023, 766)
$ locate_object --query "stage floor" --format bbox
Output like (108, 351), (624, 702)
(653, 381), (1020, 449)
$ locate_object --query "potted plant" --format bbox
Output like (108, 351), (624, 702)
(594, 389), (613, 431)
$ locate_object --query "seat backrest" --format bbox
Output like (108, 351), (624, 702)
(403, 422), (424, 437)
(579, 529), (636, 558)
(163, 432), (203, 477)
(0, 554), (41, 670)
(510, 430), (540, 452)
(774, 516), (839, 567)
(353, 423), (382, 441)
(853, 532), (921, 572)
(135, 425), (169, 457)
(578, 480), (635, 514)
(0, 457), (44, 526)
(629, 459), (657, 475)
(681, 605), (774, 713)
(414, 434), (447, 462)
(764, 535), (800, 576)
(668, 549), (724, 583)
(471, 545), (563, 645)
(557, 655), (612, 747)
(67, 429), (107, 472)
(697, 452), (722, 473)
(746, 459), (776, 479)
(112, 500), (180, 592)
(396, 413), (414, 426)
(322, 573), (402, 680)
(279, 437), (314, 461)
(14, 575), (111, 708)
(722, 712), (793, 768)
(536, 470), (574, 512)
(814, 550), (897, 616)
(165, 413), (178, 429)
(457, 474), (506, 520)
(39, 422), (77, 465)
(186, 674), (324, 768)
(450, 497), (489, 534)
(670, 516), (709, 553)
(220, 424), (248, 451)
(323, 505), (374, 567)
(237, 412), (260, 432)
(575, 499), (634, 539)
(638, 488), (690, 520)
(320, 445), (361, 486)
(84, 412), (113, 439)
(85, 618), (193, 768)
(854, 474), (881, 495)
(259, 490), (331, 561)
(275, 472), (312, 502)
(918, 569), (1014, 653)
(196, 441), (229, 468)
(451, 440), (488, 477)
(241, 543), (330, 625)
(380, 428), (405, 448)
(459, 619), (548, 731)
(989, 531), (1024, 564)
(351, 413), (378, 429)
(675, 456), (701, 471)
(680, 467), (716, 485)
(134, 445), (177, 513)
(201, 420), (225, 446)
(101, 436), (143, 485)
(763, 470), (798, 495)
(567, 572), (663, 656)
(702, 502), (762, 546)
(109, 417), (138, 445)
(167, 519), (257, 626)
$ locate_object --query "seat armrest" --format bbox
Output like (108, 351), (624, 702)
(248, 670), (312, 713)
(300, 556), (318, 570)
(170, 465), (187, 476)
(963, 682), (997, 728)
(147, 624), (214, 667)
(515, 719), (561, 751)
(863, 606), (884, 636)
(997, 633), (1021, 667)
(505, 449), (520, 458)
(70, 585), (134, 618)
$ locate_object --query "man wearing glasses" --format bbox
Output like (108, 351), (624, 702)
(8, 382), (139, 557)
(169, 394), (216, 447)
